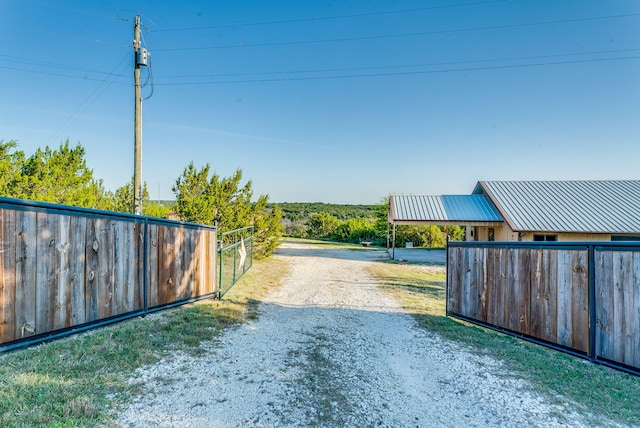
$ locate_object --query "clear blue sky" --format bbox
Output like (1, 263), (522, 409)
(1, 1), (639, 204)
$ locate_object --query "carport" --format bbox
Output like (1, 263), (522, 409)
(387, 194), (504, 260)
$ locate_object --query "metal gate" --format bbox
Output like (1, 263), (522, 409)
(218, 226), (254, 297)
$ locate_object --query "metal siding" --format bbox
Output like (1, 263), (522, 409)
(481, 181), (640, 233)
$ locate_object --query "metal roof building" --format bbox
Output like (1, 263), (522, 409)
(389, 194), (503, 225)
(387, 180), (640, 253)
(474, 180), (640, 233)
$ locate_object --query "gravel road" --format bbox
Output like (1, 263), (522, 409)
(118, 241), (588, 427)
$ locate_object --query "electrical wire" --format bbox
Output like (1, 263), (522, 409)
(152, 0), (509, 32)
(154, 12), (640, 52)
(142, 60), (154, 100)
(46, 52), (131, 145)
(0, 54), (129, 79)
(151, 55), (640, 86)
(155, 47), (640, 80)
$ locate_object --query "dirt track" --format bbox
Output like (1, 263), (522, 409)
(118, 241), (588, 427)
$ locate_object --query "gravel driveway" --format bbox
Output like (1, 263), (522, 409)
(118, 241), (587, 427)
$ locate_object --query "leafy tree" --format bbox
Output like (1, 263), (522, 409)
(173, 162), (283, 258)
(0, 140), (25, 197)
(447, 225), (466, 241)
(333, 217), (376, 243)
(143, 202), (172, 219)
(108, 178), (170, 218)
(17, 140), (107, 208)
(306, 212), (341, 239)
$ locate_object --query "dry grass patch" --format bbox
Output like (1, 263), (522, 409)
(0, 255), (290, 427)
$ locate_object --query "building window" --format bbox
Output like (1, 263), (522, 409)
(611, 235), (640, 241)
(533, 234), (557, 241)
(488, 228), (495, 241)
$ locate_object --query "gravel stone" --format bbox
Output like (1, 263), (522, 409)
(117, 241), (591, 427)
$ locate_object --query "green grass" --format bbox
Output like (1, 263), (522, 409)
(367, 261), (640, 426)
(0, 256), (289, 427)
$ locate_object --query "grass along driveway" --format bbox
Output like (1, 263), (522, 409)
(0, 255), (289, 427)
(367, 261), (640, 427)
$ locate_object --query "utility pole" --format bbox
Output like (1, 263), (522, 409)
(133, 15), (143, 215)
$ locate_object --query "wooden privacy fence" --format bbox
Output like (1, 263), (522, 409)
(447, 241), (640, 375)
(0, 197), (217, 351)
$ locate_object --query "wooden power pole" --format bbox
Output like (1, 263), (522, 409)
(133, 15), (143, 215)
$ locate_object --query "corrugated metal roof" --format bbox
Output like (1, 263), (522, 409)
(441, 195), (503, 221)
(475, 180), (640, 233)
(392, 195), (447, 221)
(390, 194), (503, 222)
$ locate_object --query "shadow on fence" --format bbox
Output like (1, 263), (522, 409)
(446, 241), (640, 376)
(0, 197), (225, 352)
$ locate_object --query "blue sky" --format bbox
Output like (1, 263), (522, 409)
(1, 1), (639, 204)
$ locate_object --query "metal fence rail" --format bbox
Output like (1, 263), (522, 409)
(446, 241), (640, 376)
(218, 226), (254, 298)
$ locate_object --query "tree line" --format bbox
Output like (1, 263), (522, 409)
(275, 200), (465, 247)
(0, 139), (282, 258)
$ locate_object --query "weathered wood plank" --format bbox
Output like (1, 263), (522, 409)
(556, 250), (574, 349)
(510, 249), (530, 335)
(0, 209), (17, 343)
(85, 218), (100, 322)
(595, 249), (614, 360)
(159, 225), (176, 305)
(97, 219), (115, 319)
(446, 247), (461, 315)
(467, 247), (482, 321)
(498, 248), (510, 328)
(478, 247), (488, 322)
(35, 212), (56, 335)
(206, 230), (215, 295)
(53, 215), (71, 330)
(612, 251), (627, 363)
(176, 227), (187, 300)
(531, 249), (558, 343)
(196, 230), (206, 296)
(147, 224), (159, 308)
(134, 222), (144, 310)
(69, 216), (86, 327)
(460, 247), (471, 318)
(14, 210), (37, 340)
(112, 220), (133, 316)
(181, 228), (193, 300)
(571, 250), (589, 353)
(485, 248), (501, 326)
(631, 251), (640, 368)
(124, 222), (136, 312)
(620, 251), (638, 367)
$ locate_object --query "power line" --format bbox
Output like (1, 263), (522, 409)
(0, 64), (130, 84)
(152, 55), (640, 86)
(154, 12), (640, 52)
(152, 0), (509, 33)
(0, 54), (129, 78)
(47, 53), (131, 145)
(156, 47), (640, 80)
